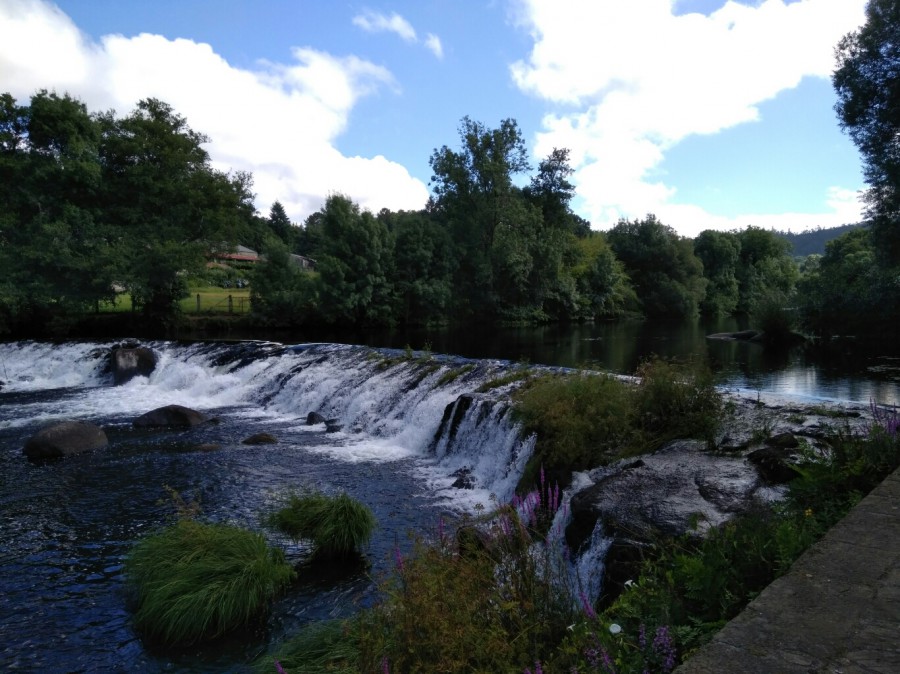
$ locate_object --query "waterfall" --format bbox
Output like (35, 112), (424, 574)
(0, 339), (537, 505)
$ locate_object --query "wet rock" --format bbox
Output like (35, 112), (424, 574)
(24, 420), (108, 460)
(568, 440), (765, 547)
(747, 446), (801, 484)
(451, 467), (476, 489)
(194, 443), (221, 452)
(306, 411), (326, 425)
(242, 433), (277, 445)
(325, 419), (343, 433)
(133, 404), (208, 428)
(111, 346), (157, 385)
(766, 432), (800, 449)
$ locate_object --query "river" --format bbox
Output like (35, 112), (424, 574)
(0, 325), (897, 672)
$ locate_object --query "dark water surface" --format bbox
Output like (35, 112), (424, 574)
(340, 316), (900, 405)
(1, 321), (897, 673)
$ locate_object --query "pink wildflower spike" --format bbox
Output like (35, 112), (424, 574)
(274, 658), (287, 674)
(382, 655), (390, 674)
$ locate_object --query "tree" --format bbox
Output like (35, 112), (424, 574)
(99, 98), (255, 317)
(315, 194), (394, 327)
(734, 226), (797, 314)
(267, 201), (294, 247)
(250, 239), (316, 325)
(694, 230), (741, 315)
(429, 116), (531, 317)
(834, 0), (900, 263)
(607, 215), (706, 318)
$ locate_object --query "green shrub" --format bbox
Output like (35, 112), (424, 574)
(632, 357), (722, 447)
(513, 372), (636, 485)
(125, 519), (295, 645)
(269, 491), (376, 560)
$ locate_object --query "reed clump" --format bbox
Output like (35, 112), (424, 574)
(268, 490), (376, 560)
(125, 519), (295, 645)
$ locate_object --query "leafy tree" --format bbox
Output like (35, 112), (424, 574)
(834, 0), (900, 264)
(797, 227), (899, 336)
(0, 91), (117, 326)
(607, 215), (706, 318)
(734, 226), (797, 314)
(99, 98), (255, 317)
(429, 116), (531, 318)
(250, 239), (316, 325)
(572, 232), (637, 318)
(315, 194), (394, 326)
(380, 210), (453, 325)
(694, 230), (741, 315)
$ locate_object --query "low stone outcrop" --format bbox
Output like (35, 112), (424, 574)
(111, 346), (157, 385)
(133, 405), (208, 428)
(306, 411), (326, 425)
(24, 420), (108, 460)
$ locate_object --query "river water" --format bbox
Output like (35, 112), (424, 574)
(0, 327), (897, 672)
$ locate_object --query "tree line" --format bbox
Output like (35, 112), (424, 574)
(1, 0), (897, 340)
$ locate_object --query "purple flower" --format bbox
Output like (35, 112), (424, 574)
(393, 546), (404, 572)
(274, 659), (286, 674)
(579, 590), (597, 620)
(382, 655), (390, 674)
(653, 625), (677, 672)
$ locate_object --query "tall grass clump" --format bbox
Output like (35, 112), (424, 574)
(268, 490), (376, 560)
(125, 519), (296, 645)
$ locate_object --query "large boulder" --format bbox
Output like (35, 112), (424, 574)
(24, 420), (108, 460)
(112, 347), (157, 385)
(134, 405), (208, 428)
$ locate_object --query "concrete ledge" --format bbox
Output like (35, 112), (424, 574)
(676, 468), (900, 674)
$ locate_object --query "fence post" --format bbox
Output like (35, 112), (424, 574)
(228, 294), (233, 314)
(196, 293), (201, 313)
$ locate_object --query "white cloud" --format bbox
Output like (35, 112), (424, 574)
(510, 0), (868, 234)
(0, 0), (429, 223)
(352, 9), (444, 60)
(425, 33), (444, 60)
(352, 10), (417, 43)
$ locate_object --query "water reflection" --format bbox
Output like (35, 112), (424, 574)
(316, 317), (900, 406)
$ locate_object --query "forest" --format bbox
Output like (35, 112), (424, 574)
(1, 1), (897, 342)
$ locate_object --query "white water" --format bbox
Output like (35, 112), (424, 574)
(0, 340), (536, 508)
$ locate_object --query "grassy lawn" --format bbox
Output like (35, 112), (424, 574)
(98, 287), (252, 314)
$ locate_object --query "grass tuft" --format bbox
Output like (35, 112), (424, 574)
(125, 519), (295, 645)
(268, 490), (376, 560)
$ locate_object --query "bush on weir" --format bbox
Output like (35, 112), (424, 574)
(125, 518), (295, 645)
(268, 490), (376, 560)
(513, 357), (721, 488)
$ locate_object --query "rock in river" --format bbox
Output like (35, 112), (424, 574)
(133, 404), (209, 428)
(24, 420), (108, 460)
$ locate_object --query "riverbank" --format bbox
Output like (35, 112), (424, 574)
(676, 465), (900, 673)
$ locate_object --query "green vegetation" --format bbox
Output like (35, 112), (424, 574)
(475, 367), (534, 393)
(513, 358), (721, 487)
(266, 403), (898, 673)
(124, 519), (295, 646)
(268, 490), (376, 560)
(436, 362), (477, 387)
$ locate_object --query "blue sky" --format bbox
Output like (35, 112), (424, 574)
(0, 0), (869, 236)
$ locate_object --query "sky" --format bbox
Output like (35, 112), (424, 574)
(0, 0), (870, 237)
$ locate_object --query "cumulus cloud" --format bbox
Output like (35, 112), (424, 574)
(0, 0), (429, 223)
(352, 10), (417, 43)
(510, 0), (868, 233)
(352, 9), (444, 59)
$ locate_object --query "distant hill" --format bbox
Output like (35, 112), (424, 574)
(774, 223), (866, 257)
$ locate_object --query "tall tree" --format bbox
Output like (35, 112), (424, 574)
(267, 200), (294, 247)
(607, 215), (706, 318)
(694, 230), (741, 315)
(99, 98), (254, 316)
(429, 116), (531, 317)
(833, 0), (900, 263)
